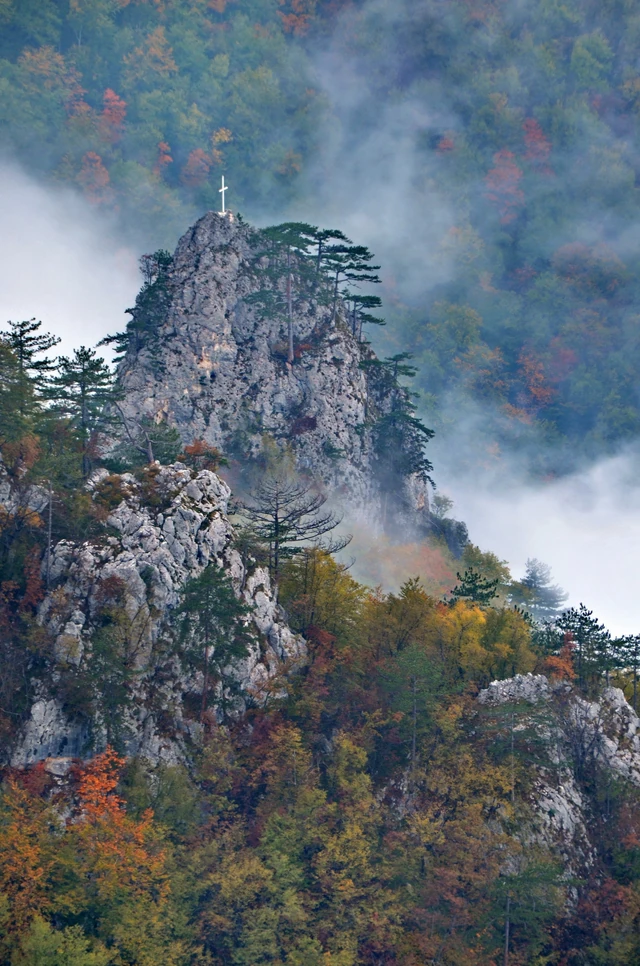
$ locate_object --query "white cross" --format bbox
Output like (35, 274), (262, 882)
(219, 175), (228, 214)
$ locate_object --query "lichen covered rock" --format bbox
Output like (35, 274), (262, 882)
(9, 463), (304, 766)
(116, 212), (429, 532)
(479, 673), (640, 871)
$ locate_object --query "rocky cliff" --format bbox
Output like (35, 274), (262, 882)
(479, 673), (640, 874)
(4, 461), (304, 768)
(115, 211), (430, 532)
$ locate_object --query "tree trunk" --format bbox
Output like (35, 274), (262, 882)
(510, 711), (515, 806)
(412, 677), (417, 768)
(144, 429), (154, 464)
(273, 507), (280, 584)
(46, 482), (53, 590)
(331, 271), (340, 324)
(201, 632), (210, 722)
(287, 249), (294, 365)
(504, 892), (511, 966)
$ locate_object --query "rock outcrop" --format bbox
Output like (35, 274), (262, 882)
(6, 463), (304, 767)
(479, 673), (640, 872)
(116, 211), (430, 531)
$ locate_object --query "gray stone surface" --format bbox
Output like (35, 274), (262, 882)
(116, 211), (429, 531)
(479, 673), (640, 871)
(6, 463), (305, 766)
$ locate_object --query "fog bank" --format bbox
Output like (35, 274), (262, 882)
(0, 162), (140, 354)
(439, 450), (640, 636)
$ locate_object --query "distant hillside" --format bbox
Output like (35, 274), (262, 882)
(5, 1), (640, 462)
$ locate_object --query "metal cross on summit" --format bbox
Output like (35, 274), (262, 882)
(219, 175), (228, 214)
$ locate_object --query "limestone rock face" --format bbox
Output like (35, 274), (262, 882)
(116, 212), (428, 530)
(7, 463), (305, 767)
(478, 673), (640, 871)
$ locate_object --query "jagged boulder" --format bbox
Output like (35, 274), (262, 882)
(8, 463), (305, 767)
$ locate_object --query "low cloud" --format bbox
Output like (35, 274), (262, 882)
(0, 161), (140, 356)
(438, 446), (640, 636)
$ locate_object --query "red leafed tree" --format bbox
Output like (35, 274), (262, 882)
(180, 148), (211, 187)
(100, 88), (127, 144)
(517, 347), (555, 411)
(548, 337), (578, 383)
(523, 118), (552, 172)
(484, 149), (525, 224)
(279, 0), (317, 35)
(437, 134), (455, 152)
(154, 140), (173, 176)
(77, 152), (112, 205)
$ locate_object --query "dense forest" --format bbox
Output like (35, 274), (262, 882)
(4, 0), (640, 462)
(1, 304), (640, 962)
(4, 0), (640, 962)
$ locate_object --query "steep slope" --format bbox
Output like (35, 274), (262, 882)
(116, 211), (430, 531)
(479, 673), (640, 874)
(4, 461), (304, 767)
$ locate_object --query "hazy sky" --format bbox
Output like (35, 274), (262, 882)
(438, 450), (640, 636)
(0, 162), (140, 355)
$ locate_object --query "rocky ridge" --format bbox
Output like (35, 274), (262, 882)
(6, 462), (304, 768)
(479, 673), (640, 871)
(116, 211), (430, 531)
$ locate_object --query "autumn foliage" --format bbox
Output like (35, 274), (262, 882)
(484, 149), (525, 224)
(77, 152), (112, 205)
(100, 89), (127, 144)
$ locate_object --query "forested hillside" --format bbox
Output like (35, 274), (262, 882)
(4, 0), (640, 460)
(2, 274), (640, 964)
(4, 1), (640, 962)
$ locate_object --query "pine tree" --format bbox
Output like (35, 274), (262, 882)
(362, 354), (434, 514)
(555, 604), (611, 690)
(322, 243), (381, 323)
(616, 634), (640, 709)
(342, 292), (385, 340)
(0, 319), (59, 436)
(101, 250), (173, 365)
(450, 568), (499, 606)
(48, 347), (119, 476)
(509, 559), (568, 622)
(256, 222), (319, 363)
(175, 562), (253, 719)
(241, 470), (348, 583)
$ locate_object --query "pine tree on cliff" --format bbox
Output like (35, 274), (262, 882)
(361, 353), (434, 518)
(48, 347), (119, 477)
(242, 461), (348, 582)
(249, 223), (318, 364)
(176, 562), (252, 720)
(0, 319), (59, 430)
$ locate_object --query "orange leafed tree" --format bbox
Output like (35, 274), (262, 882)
(77, 152), (112, 205)
(154, 140), (173, 176)
(100, 89), (126, 144)
(279, 0), (317, 35)
(517, 347), (555, 411)
(523, 117), (552, 172)
(122, 27), (178, 85)
(68, 748), (171, 933)
(181, 148), (211, 187)
(544, 632), (576, 681)
(76, 746), (126, 822)
(484, 149), (525, 224)
(0, 780), (53, 941)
